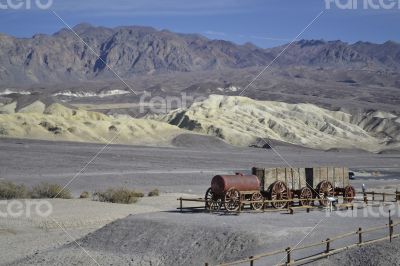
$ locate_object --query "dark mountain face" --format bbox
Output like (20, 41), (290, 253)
(272, 40), (386, 69)
(0, 24), (399, 86)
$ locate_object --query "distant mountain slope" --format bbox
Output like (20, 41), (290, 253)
(0, 24), (399, 85)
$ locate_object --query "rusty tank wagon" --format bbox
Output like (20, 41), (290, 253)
(205, 173), (262, 211)
(205, 167), (356, 212)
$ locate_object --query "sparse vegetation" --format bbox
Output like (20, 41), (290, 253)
(0, 126), (8, 135)
(94, 188), (144, 204)
(80, 191), (91, 198)
(0, 181), (152, 203)
(30, 182), (72, 199)
(0, 181), (28, 199)
(148, 189), (160, 197)
(0, 181), (72, 199)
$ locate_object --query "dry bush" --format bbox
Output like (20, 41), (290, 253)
(80, 191), (91, 198)
(94, 188), (144, 204)
(148, 189), (160, 197)
(0, 181), (28, 199)
(0, 127), (8, 135)
(30, 182), (72, 199)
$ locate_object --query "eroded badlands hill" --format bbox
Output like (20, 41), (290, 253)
(0, 100), (184, 146)
(158, 95), (400, 152)
(1, 95), (399, 152)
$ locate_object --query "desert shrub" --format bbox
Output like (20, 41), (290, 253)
(148, 189), (160, 197)
(30, 182), (72, 199)
(94, 188), (144, 204)
(0, 181), (28, 199)
(80, 191), (91, 198)
(0, 127), (8, 135)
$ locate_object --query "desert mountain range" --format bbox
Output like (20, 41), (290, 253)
(0, 23), (400, 86)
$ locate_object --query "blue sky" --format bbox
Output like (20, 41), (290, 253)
(0, 0), (399, 48)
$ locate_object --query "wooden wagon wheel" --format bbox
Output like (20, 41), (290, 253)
(224, 188), (241, 212)
(269, 181), (289, 209)
(250, 192), (264, 211)
(205, 187), (221, 211)
(299, 187), (313, 206)
(343, 185), (356, 203)
(316, 181), (334, 207)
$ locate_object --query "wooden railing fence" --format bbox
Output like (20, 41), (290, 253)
(214, 214), (398, 266)
(175, 190), (400, 266)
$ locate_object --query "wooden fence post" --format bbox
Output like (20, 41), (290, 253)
(372, 191), (375, 201)
(383, 193), (386, 202)
(325, 238), (330, 254)
(180, 198), (183, 213)
(389, 210), (393, 242)
(262, 198), (265, 212)
(239, 196), (242, 214)
(358, 227), (363, 244)
(363, 193), (368, 204)
(286, 247), (292, 265)
(249, 256), (254, 266)
(205, 263), (208, 266)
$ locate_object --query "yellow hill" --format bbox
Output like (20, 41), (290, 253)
(0, 102), (184, 146)
(158, 95), (399, 152)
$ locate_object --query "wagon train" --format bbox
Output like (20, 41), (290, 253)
(205, 167), (356, 212)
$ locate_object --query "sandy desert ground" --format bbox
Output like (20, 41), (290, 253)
(0, 136), (400, 265)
